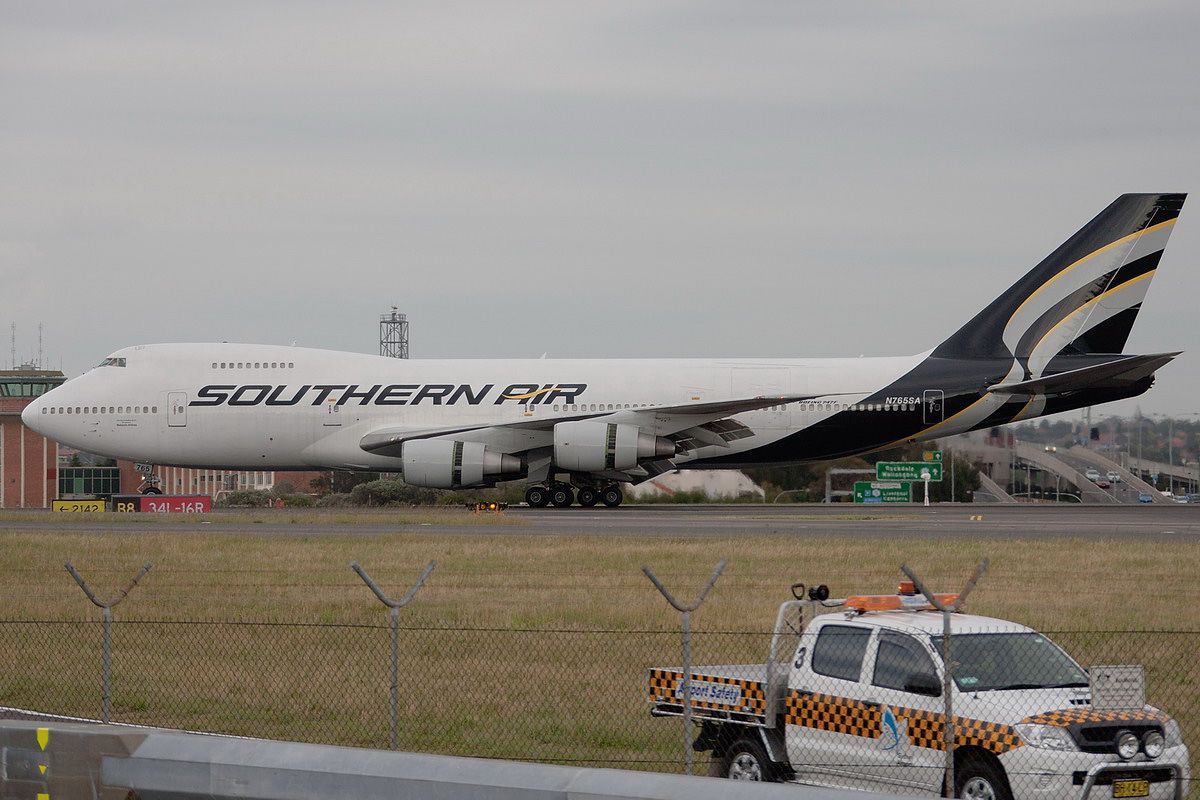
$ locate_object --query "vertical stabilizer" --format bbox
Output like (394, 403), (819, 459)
(934, 194), (1185, 377)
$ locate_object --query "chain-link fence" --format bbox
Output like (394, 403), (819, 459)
(0, 619), (1196, 797)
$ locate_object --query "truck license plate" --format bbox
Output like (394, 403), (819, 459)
(1112, 779), (1150, 798)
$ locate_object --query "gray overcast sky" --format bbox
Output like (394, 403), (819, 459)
(3, 1), (1198, 419)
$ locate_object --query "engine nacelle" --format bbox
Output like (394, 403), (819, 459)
(553, 421), (675, 472)
(401, 440), (521, 489)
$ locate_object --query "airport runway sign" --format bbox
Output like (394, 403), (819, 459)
(877, 461), (943, 482)
(854, 481), (913, 503)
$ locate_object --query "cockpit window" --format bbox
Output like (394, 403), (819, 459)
(97, 357), (127, 368)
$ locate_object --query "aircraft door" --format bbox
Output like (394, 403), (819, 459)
(922, 390), (944, 425)
(168, 392), (187, 427)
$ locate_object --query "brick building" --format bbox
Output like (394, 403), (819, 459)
(0, 367), (66, 508)
(125, 462), (331, 498)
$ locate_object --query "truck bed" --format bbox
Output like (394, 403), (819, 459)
(644, 663), (781, 727)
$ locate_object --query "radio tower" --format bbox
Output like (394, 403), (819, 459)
(379, 307), (409, 359)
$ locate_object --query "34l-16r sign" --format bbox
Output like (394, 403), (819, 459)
(111, 495), (212, 513)
(876, 461), (943, 482)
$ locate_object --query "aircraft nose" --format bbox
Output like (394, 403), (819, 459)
(21, 397), (41, 430)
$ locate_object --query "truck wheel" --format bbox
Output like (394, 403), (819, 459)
(713, 737), (776, 782)
(955, 753), (1012, 800)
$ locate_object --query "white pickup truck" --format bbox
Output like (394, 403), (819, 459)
(645, 585), (1188, 799)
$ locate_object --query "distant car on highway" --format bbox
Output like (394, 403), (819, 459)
(1085, 468), (1101, 482)
(1175, 495), (1190, 504)
(1043, 445), (1057, 452)
(1138, 492), (1154, 503)
(1097, 479), (1111, 489)
(1106, 470), (1120, 483)
(1188, 494), (1200, 504)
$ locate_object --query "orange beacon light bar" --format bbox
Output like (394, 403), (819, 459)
(845, 592), (960, 612)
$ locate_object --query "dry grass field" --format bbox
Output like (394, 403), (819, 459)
(1, 514), (1198, 787)
(1, 520), (1197, 628)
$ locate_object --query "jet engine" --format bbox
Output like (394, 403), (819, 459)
(553, 421), (675, 472)
(401, 440), (522, 489)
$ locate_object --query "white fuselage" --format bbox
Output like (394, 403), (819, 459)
(24, 343), (937, 472)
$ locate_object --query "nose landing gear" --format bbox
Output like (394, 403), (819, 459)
(137, 475), (164, 495)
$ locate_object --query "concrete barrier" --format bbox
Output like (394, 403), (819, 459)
(0, 718), (906, 800)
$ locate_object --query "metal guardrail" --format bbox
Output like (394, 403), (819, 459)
(0, 718), (908, 800)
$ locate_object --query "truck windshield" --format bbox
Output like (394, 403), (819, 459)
(929, 632), (1088, 692)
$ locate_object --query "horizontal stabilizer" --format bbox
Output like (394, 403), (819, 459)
(988, 352), (1179, 395)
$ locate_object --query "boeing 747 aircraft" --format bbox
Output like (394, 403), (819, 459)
(24, 193), (1186, 507)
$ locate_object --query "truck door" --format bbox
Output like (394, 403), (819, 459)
(860, 631), (946, 792)
(786, 623), (877, 791)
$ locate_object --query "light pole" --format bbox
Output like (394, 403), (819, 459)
(1149, 412), (1200, 495)
(1137, 410), (1143, 465)
(1169, 417), (1174, 495)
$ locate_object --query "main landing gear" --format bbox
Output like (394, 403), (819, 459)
(525, 483), (623, 508)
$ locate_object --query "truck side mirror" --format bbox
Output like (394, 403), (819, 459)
(904, 672), (942, 697)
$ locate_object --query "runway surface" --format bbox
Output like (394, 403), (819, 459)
(2, 503), (1198, 540)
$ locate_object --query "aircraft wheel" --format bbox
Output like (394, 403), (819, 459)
(577, 487), (599, 507)
(549, 485), (574, 508)
(601, 486), (623, 507)
(525, 486), (550, 508)
(141, 487), (163, 495)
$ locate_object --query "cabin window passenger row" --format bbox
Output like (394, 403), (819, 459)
(215, 361), (295, 369)
(50, 405), (156, 415)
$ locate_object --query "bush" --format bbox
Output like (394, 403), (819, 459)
(282, 494), (314, 508)
(635, 489), (712, 504)
(271, 481), (297, 498)
(349, 479), (443, 507)
(218, 489), (273, 508)
(315, 493), (353, 508)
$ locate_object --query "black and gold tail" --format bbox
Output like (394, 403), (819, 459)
(934, 193), (1186, 370)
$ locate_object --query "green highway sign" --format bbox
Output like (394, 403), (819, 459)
(854, 481), (913, 503)
(923, 451), (943, 463)
(877, 461), (943, 482)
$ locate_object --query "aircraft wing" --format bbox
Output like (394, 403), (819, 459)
(358, 393), (822, 458)
(987, 352), (1180, 396)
